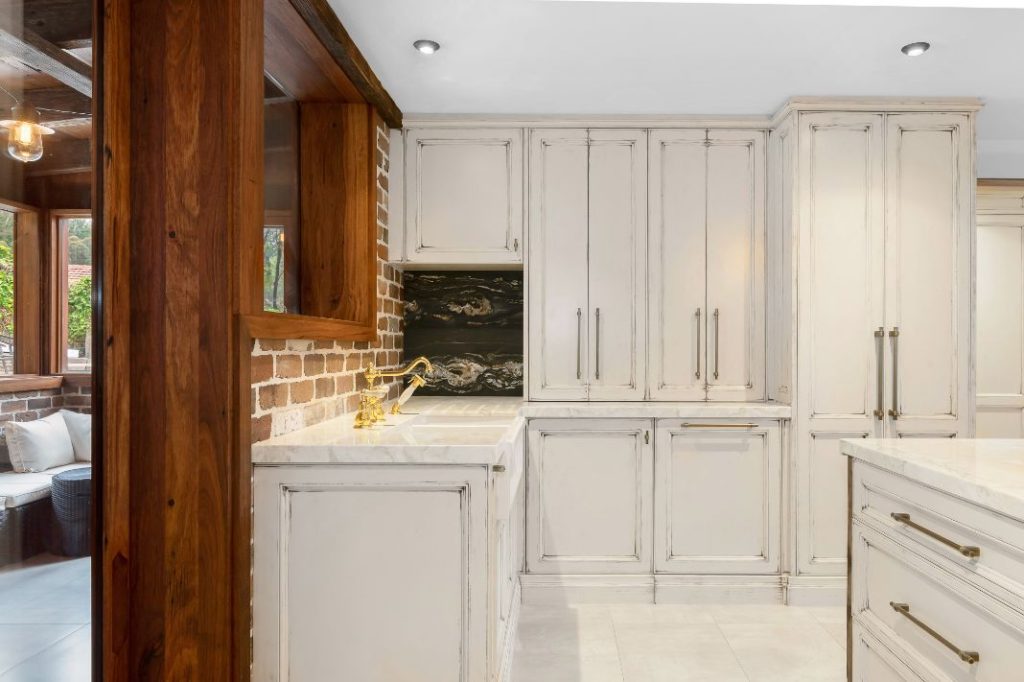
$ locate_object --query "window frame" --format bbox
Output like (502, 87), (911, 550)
(50, 208), (94, 375)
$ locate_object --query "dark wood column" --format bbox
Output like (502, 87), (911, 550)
(98, 0), (262, 679)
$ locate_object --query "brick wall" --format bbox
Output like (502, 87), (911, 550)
(0, 381), (92, 471)
(250, 122), (403, 443)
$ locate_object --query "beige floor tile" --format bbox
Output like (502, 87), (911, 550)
(609, 604), (715, 627)
(709, 604), (820, 626)
(512, 651), (624, 682)
(718, 622), (845, 682)
(821, 621), (847, 650)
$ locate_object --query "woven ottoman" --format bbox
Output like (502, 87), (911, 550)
(51, 466), (92, 557)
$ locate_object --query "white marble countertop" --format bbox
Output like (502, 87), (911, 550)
(842, 438), (1024, 519)
(520, 401), (791, 419)
(253, 397), (525, 467)
(253, 397), (792, 467)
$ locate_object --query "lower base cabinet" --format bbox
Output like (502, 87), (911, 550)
(525, 417), (783, 602)
(253, 460), (523, 682)
(655, 421), (781, 575)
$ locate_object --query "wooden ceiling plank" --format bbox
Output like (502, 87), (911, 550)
(0, 17), (91, 97)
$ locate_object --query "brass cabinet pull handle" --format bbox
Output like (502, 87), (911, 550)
(890, 602), (980, 664)
(713, 308), (720, 381)
(888, 327), (900, 419)
(874, 327), (885, 419)
(694, 308), (702, 380)
(576, 308), (582, 381)
(681, 423), (757, 429)
(890, 513), (980, 558)
(594, 308), (601, 381)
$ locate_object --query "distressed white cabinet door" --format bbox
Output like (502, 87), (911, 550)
(252, 465), (488, 682)
(654, 421), (781, 575)
(884, 113), (974, 439)
(526, 419), (653, 574)
(588, 130), (647, 400)
(404, 128), (523, 264)
(528, 129), (589, 400)
(705, 130), (767, 402)
(795, 112), (885, 576)
(977, 215), (1024, 437)
(648, 129), (708, 400)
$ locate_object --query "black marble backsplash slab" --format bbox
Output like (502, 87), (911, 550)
(403, 271), (524, 397)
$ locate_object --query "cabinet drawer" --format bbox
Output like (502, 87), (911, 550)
(854, 462), (1024, 610)
(851, 620), (931, 682)
(852, 523), (1024, 681)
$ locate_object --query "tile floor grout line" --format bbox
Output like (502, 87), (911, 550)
(711, 616), (755, 682)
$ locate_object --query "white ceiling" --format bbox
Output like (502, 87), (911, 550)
(329, 0), (1024, 177)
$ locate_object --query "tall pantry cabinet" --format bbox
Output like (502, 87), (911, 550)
(773, 103), (978, 584)
(527, 129), (648, 401)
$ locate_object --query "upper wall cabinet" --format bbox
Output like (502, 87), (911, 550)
(400, 128), (524, 266)
(527, 129), (647, 401)
(649, 129), (766, 402)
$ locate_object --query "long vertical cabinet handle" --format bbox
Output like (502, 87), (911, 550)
(694, 308), (702, 380)
(594, 308), (601, 380)
(713, 308), (720, 381)
(888, 327), (900, 419)
(874, 327), (885, 419)
(576, 308), (582, 381)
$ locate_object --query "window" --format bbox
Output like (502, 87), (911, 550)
(0, 207), (15, 375)
(55, 212), (93, 373)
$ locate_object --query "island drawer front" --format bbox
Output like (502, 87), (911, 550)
(851, 619), (933, 682)
(851, 522), (1024, 682)
(853, 462), (1024, 605)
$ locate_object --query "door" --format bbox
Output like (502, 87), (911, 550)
(705, 130), (766, 401)
(588, 129), (647, 400)
(648, 129), (707, 400)
(253, 465), (488, 682)
(404, 128), (523, 264)
(795, 112), (886, 576)
(976, 214), (1024, 436)
(654, 421), (781, 575)
(526, 419), (653, 574)
(528, 129), (589, 400)
(883, 113), (973, 439)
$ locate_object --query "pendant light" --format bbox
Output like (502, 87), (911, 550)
(0, 104), (54, 163)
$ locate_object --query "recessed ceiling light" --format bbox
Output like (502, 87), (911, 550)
(413, 40), (440, 55)
(901, 42), (931, 57)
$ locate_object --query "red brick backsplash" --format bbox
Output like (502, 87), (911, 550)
(250, 123), (404, 443)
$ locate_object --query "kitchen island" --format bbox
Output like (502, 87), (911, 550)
(843, 438), (1024, 681)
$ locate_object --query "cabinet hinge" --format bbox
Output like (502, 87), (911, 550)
(644, 430), (650, 445)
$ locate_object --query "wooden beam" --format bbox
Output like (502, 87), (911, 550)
(20, 87), (92, 117)
(100, 0), (262, 679)
(287, 0), (401, 128)
(0, 15), (91, 97)
(23, 0), (92, 47)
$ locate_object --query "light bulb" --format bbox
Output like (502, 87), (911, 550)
(0, 105), (54, 163)
(900, 41), (931, 57)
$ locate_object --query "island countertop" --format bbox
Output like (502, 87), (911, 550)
(841, 438), (1024, 519)
(252, 396), (525, 467)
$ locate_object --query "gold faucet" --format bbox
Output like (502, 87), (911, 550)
(353, 356), (434, 428)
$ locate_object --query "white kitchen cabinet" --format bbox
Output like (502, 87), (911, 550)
(648, 129), (766, 402)
(527, 129), (647, 401)
(402, 128), (523, 265)
(654, 420), (781, 575)
(976, 183), (1024, 437)
(784, 107), (977, 587)
(526, 418), (653, 574)
(253, 459), (523, 682)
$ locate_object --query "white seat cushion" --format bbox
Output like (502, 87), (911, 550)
(0, 463), (90, 508)
(61, 410), (91, 462)
(5, 412), (75, 473)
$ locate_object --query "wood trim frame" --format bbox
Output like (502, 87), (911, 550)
(100, 0), (261, 679)
(48, 208), (93, 375)
(1, 199), (44, 376)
